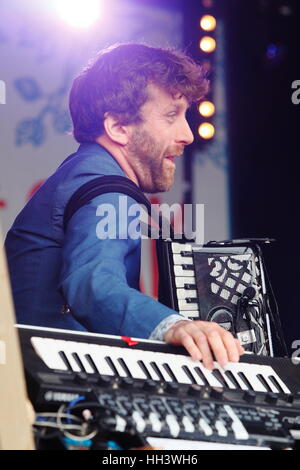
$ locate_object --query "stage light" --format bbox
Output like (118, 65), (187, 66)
(54, 0), (101, 29)
(199, 36), (216, 53)
(198, 122), (215, 139)
(202, 0), (214, 7)
(198, 101), (215, 117)
(200, 15), (216, 31)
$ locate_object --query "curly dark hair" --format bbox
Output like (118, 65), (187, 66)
(69, 43), (209, 143)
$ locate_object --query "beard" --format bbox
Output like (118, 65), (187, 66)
(126, 126), (176, 193)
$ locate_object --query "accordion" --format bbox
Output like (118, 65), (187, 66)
(157, 238), (284, 357)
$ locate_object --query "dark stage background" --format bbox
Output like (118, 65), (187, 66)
(182, 0), (300, 354)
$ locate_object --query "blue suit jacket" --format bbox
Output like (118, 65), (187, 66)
(5, 143), (176, 338)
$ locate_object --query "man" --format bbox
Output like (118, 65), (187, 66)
(5, 43), (244, 369)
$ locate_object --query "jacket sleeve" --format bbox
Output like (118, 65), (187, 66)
(59, 192), (179, 339)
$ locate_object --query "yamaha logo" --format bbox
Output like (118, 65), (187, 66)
(44, 391), (80, 402)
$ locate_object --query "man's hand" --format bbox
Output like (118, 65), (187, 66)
(164, 320), (245, 370)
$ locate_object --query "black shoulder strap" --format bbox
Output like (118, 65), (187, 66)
(63, 175), (153, 233)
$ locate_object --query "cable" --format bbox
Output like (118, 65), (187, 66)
(35, 412), (82, 423)
(259, 248), (289, 357)
(65, 395), (86, 424)
(34, 421), (83, 431)
(57, 404), (99, 441)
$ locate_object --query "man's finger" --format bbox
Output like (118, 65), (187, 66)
(221, 330), (240, 362)
(235, 338), (245, 355)
(205, 330), (229, 367)
(193, 332), (215, 370)
(181, 336), (203, 362)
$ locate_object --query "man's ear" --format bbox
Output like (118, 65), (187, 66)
(103, 112), (130, 146)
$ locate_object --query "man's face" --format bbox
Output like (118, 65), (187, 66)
(126, 84), (194, 193)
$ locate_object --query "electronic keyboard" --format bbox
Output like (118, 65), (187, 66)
(17, 325), (300, 449)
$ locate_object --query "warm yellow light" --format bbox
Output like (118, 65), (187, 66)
(198, 101), (215, 117)
(198, 122), (215, 139)
(200, 15), (216, 31)
(199, 36), (216, 53)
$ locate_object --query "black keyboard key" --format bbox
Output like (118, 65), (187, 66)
(117, 358), (132, 378)
(257, 374), (272, 392)
(84, 354), (99, 374)
(225, 370), (241, 389)
(105, 357), (119, 376)
(58, 351), (72, 371)
(182, 365), (197, 384)
(268, 375), (285, 394)
(194, 367), (210, 386)
(238, 371), (254, 390)
(212, 369), (227, 387)
(137, 360), (153, 380)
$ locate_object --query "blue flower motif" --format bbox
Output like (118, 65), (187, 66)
(15, 118), (46, 146)
(13, 70), (74, 146)
(14, 77), (42, 101)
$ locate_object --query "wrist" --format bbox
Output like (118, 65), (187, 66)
(163, 319), (190, 342)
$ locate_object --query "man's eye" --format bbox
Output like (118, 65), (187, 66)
(167, 113), (177, 119)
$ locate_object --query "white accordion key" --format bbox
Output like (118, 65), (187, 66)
(178, 299), (199, 310)
(176, 288), (197, 299)
(179, 310), (200, 318)
(173, 254), (193, 265)
(171, 242), (192, 254)
(174, 265), (195, 277)
(175, 276), (196, 288)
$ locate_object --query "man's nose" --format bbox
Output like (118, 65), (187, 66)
(177, 118), (194, 146)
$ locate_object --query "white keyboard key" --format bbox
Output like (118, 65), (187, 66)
(72, 342), (95, 374)
(149, 412), (162, 433)
(162, 355), (193, 384)
(260, 375), (281, 393)
(199, 418), (213, 436)
(150, 357), (173, 382)
(215, 420), (228, 437)
(235, 364), (269, 392)
(263, 366), (290, 394)
(253, 365), (290, 394)
(138, 352), (162, 381)
(102, 347), (128, 377)
(224, 405), (249, 440)
(196, 362), (224, 388)
(174, 356), (221, 387)
(86, 344), (115, 376)
(223, 365), (249, 390)
(56, 340), (81, 372)
(115, 415), (127, 433)
(166, 414), (180, 438)
(214, 364), (237, 390)
(182, 416), (195, 433)
(181, 363), (206, 386)
(171, 354), (203, 385)
(31, 337), (68, 371)
(268, 374), (290, 394)
(115, 349), (148, 380)
(223, 362), (265, 392)
(132, 411), (146, 433)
